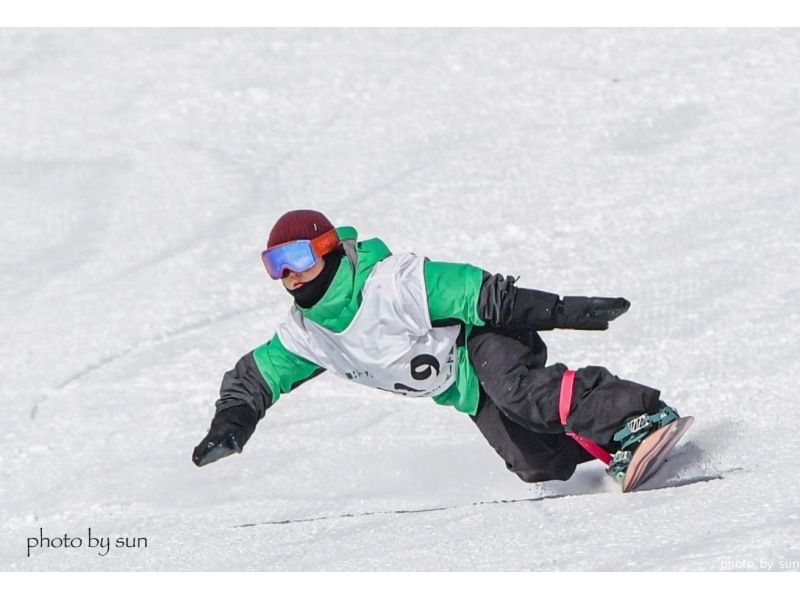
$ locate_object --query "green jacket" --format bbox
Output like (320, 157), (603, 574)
(250, 226), (486, 415)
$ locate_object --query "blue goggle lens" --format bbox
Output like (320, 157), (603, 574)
(261, 241), (318, 280)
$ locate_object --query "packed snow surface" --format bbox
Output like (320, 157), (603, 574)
(1, 29), (799, 571)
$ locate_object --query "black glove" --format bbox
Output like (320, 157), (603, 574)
(553, 296), (631, 330)
(192, 404), (258, 467)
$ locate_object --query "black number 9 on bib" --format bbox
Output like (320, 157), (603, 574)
(410, 354), (440, 380)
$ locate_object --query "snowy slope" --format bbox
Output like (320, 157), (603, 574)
(1, 28), (799, 571)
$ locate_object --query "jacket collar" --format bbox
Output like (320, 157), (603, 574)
(296, 226), (391, 333)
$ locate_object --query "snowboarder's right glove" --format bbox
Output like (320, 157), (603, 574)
(553, 296), (631, 331)
(192, 404), (258, 467)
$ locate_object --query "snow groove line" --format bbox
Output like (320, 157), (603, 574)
(233, 474), (731, 529)
(637, 467), (743, 491)
(660, 473), (726, 488)
(232, 496), (563, 528)
(30, 303), (265, 419)
(54, 303), (263, 391)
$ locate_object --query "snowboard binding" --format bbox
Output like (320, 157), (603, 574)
(606, 401), (680, 483)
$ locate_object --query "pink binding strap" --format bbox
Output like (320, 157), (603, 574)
(559, 370), (613, 465)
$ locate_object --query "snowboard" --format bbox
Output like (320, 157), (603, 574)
(621, 416), (695, 493)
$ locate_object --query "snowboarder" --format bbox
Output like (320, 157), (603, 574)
(192, 209), (681, 485)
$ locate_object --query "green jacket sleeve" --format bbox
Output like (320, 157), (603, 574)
(423, 260), (486, 327)
(216, 334), (324, 418)
(252, 334), (324, 404)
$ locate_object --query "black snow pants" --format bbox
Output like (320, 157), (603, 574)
(467, 326), (661, 483)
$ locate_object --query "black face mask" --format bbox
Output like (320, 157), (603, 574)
(287, 247), (345, 308)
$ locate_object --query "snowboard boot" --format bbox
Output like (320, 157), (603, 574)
(606, 401), (680, 483)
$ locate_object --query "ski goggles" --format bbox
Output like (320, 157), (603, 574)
(261, 228), (340, 280)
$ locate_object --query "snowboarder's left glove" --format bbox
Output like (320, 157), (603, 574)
(553, 296), (631, 330)
(192, 404), (258, 467)
(478, 274), (631, 331)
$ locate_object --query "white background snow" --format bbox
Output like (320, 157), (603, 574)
(1, 28), (799, 571)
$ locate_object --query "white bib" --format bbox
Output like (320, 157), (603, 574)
(277, 253), (460, 397)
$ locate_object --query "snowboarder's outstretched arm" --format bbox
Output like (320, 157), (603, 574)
(478, 271), (630, 331)
(192, 335), (323, 467)
(423, 261), (630, 331)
